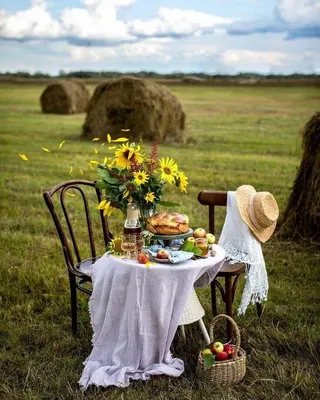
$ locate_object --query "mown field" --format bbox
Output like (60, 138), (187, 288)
(0, 83), (319, 400)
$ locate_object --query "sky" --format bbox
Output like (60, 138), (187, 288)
(0, 0), (319, 75)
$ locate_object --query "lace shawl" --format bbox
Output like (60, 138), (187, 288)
(218, 191), (268, 315)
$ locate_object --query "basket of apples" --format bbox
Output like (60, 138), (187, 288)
(196, 314), (246, 385)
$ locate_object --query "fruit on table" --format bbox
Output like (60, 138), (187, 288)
(206, 233), (216, 244)
(185, 236), (196, 243)
(215, 351), (228, 361)
(193, 228), (207, 238)
(138, 253), (150, 264)
(211, 341), (224, 354)
(224, 344), (235, 358)
(157, 249), (169, 259)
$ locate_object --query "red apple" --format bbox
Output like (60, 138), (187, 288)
(156, 249), (169, 259)
(193, 228), (207, 238)
(211, 341), (224, 354)
(224, 344), (235, 359)
(215, 351), (228, 361)
(138, 253), (149, 264)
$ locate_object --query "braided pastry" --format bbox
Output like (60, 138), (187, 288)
(146, 212), (189, 235)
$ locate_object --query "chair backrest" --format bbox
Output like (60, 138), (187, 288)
(198, 190), (227, 235)
(43, 180), (112, 268)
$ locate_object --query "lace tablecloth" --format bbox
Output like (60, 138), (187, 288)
(79, 244), (225, 389)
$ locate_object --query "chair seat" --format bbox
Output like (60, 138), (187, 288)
(74, 256), (101, 277)
(217, 261), (245, 277)
(178, 289), (205, 325)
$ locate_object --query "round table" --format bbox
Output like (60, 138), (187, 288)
(79, 244), (226, 390)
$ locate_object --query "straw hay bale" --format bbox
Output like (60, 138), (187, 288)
(82, 77), (186, 143)
(40, 81), (90, 114)
(280, 111), (320, 242)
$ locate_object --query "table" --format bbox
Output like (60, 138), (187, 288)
(79, 244), (225, 389)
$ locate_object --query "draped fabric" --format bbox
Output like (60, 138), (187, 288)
(218, 191), (269, 315)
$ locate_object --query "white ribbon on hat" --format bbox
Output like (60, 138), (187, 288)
(249, 193), (263, 231)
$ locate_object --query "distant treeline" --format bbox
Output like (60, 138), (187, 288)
(0, 70), (319, 80)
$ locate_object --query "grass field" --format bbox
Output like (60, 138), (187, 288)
(0, 83), (319, 400)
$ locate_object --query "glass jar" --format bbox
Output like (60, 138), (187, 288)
(123, 203), (143, 253)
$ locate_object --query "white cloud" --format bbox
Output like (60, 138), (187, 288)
(128, 7), (232, 37)
(220, 49), (287, 68)
(0, 0), (62, 39)
(276, 0), (320, 26)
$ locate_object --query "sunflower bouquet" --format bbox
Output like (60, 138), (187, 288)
(95, 134), (188, 217)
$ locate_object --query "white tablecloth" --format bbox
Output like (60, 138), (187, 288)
(79, 244), (225, 389)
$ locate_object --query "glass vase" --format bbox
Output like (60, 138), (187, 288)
(139, 204), (156, 230)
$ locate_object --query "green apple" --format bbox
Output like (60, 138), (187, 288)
(206, 233), (216, 244)
(185, 236), (196, 243)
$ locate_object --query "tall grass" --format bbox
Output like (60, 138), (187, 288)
(0, 84), (319, 399)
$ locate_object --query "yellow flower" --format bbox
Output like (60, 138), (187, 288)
(133, 170), (149, 185)
(19, 154), (28, 161)
(114, 143), (143, 169)
(59, 140), (65, 149)
(159, 157), (178, 184)
(177, 171), (188, 193)
(145, 192), (155, 203)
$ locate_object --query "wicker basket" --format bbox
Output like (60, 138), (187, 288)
(196, 314), (246, 385)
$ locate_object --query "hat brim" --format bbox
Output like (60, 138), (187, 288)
(235, 185), (276, 243)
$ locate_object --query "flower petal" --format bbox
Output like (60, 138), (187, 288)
(19, 154), (28, 161)
(88, 163), (95, 171)
(97, 200), (107, 210)
(107, 134), (111, 143)
(67, 192), (76, 197)
(123, 190), (130, 198)
(92, 138), (100, 141)
(79, 169), (83, 175)
(100, 143), (105, 147)
(42, 147), (50, 152)
(59, 140), (65, 149)
(111, 137), (129, 142)
(94, 148), (98, 154)
(121, 129), (130, 132)
(69, 166), (73, 174)
(108, 146), (116, 150)
(89, 160), (99, 164)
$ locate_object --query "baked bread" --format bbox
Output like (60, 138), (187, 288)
(146, 212), (189, 235)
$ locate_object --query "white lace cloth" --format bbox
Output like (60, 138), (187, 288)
(79, 245), (225, 389)
(218, 191), (269, 315)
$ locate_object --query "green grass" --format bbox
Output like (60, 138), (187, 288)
(0, 83), (320, 400)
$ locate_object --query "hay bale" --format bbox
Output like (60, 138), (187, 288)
(40, 80), (90, 114)
(82, 76), (186, 143)
(280, 111), (320, 242)
(182, 76), (205, 84)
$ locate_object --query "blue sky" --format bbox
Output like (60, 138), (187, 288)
(0, 0), (319, 74)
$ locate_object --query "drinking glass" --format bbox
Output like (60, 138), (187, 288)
(121, 234), (137, 260)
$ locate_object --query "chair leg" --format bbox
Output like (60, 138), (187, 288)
(198, 319), (210, 344)
(69, 273), (78, 336)
(179, 325), (186, 342)
(211, 281), (218, 316)
(225, 276), (233, 341)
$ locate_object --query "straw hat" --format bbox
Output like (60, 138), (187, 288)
(235, 185), (279, 243)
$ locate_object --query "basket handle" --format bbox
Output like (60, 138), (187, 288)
(209, 314), (241, 359)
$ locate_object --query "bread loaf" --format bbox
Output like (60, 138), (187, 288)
(146, 212), (189, 235)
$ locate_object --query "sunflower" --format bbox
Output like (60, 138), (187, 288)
(145, 192), (155, 203)
(177, 171), (188, 193)
(114, 143), (143, 169)
(133, 170), (149, 185)
(159, 157), (178, 184)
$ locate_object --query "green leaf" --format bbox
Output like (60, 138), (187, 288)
(158, 201), (181, 207)
(95, 179), (107, 189)
(181, 241), (195, 252)
(104, 176), (119, 184)
(193, 246), (203, 255)
(203, 353), (215, 370)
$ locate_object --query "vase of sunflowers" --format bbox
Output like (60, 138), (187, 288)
(95, 135), (188, 223)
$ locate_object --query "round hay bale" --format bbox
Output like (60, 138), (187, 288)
(82, 76), (186, 143)
(40, 80), (90, 114)
(280, 111), (320, 242)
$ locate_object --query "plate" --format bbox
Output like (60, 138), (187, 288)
(154, 258), (171, 263)
(150, 229), (194, 241)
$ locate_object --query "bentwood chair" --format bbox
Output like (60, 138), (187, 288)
(198, 190), (264, 339)
(43, 180), (112, 335)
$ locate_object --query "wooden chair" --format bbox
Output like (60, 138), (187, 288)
(43, 180), (112, 335)
(198, 190), (264, 339)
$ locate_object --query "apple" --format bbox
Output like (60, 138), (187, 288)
(215, 351), (228, 361)
(206, 233), (216, 244)
(185, 236), (196, 243)
(138, 253), (149, 264)
(211, 341), (224, 354)
(202, 348), (212, 357)
(156, 249), (169, 259)
(223, 344), (234, 357)
(193, 228), (207, 238)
